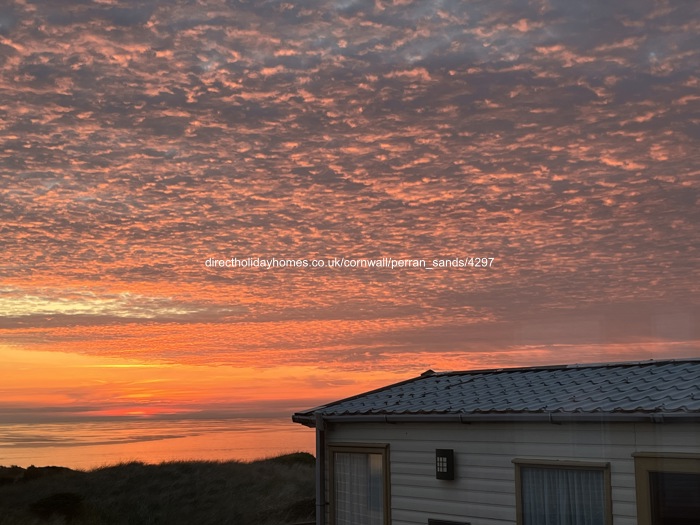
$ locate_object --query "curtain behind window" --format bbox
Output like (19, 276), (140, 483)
(335, 452), (384, 525)
(521, 467), (605, 525)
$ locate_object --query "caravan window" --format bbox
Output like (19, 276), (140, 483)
(634, 454), (700, 525)
(329, 444), (390, 525)
(514, 459), (612, 525)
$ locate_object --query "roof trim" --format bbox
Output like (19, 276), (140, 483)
(292, 411), (700, 428)
(421, 357), (700, 377)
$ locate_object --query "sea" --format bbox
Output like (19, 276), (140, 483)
(0, 417), (316, 470)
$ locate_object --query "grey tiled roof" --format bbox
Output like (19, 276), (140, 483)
(293, 360), (700, 424)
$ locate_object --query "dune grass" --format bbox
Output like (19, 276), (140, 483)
(0, 452), (315, 525)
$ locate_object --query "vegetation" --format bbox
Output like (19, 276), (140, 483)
(0, 453), (315, 525)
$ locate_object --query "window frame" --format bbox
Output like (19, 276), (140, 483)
(633, 452), (700, 525)
(328, 443), (391, 525)
(513, 458), (613, 525)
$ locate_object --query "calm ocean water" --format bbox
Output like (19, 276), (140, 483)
(0, 417), (316, 469)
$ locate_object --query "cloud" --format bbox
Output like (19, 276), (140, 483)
(0, 0), (698, 374)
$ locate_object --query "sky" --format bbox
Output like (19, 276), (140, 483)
(1, 0), (699, 425)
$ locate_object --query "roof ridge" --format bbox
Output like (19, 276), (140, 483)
(430, 357), (700, 377)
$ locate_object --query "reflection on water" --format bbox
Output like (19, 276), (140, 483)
(0, 417), (315, 469)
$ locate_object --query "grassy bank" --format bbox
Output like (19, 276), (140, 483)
(0, 452), (315, 525)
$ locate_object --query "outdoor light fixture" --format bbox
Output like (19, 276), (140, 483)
(435, 448), (454, 480)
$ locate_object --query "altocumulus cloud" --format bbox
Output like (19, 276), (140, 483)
(0, 0), (698, 369)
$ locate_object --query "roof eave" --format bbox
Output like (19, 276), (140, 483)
(291, 413), (317, 428)
(292, 411), (700, 427)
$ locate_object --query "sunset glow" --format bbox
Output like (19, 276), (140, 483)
(0, 345), (405, 424)
(1, 0), (699, 465)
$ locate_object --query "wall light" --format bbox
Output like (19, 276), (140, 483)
(435, 448), (454, 480)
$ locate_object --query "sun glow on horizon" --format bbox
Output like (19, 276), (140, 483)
(0, 345), (412, 423)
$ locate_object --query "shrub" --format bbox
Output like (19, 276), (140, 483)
(0, 453), (315, 525)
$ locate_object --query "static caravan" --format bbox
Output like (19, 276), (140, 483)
(293, 359), (700, 525)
